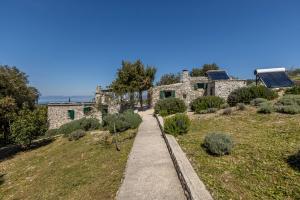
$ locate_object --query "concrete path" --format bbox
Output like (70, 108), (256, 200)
(116, 110), (185, 200)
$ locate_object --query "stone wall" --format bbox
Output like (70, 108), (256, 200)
(48, 103), (101, 129)
(151, 82), (205, 107)
(213, 80), (247, 100)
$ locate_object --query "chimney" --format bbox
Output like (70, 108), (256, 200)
(181, 69), (189, 83)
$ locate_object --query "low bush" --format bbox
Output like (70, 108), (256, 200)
(222, 108), (232, 115)
(154, 98), (187, 116)
(257, 102), (273, 114)
(102, 110), (142, 133)
(60, 117), (101, 136)
(198, 108), (218, 114)
(45, 129), (60, 137)
(250, 98), (268, 106)
(275, 105), (300, 114)
(236, 103), (246, 110)
(164, 114), (190, 136)
(220, 103), (230, 109)
(203, 133), (234, 156)
(285, 86), (300, 95)
(190, 96), (224, 113)
(227, 85), (278, 106)
(68, 129), (86, 141)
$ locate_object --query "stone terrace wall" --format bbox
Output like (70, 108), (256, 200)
(48, 103), (101, 129)
(214, 80), (247, 100)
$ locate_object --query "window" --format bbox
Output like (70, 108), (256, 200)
(194, 83), (207, 90)
(160, 90), (175, 99)
(68, 110), (75, 120)
(83, 106), (92, 115)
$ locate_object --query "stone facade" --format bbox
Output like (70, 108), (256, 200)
(48, 102), (101, 129)
(207, 80), (247, 99)
(151, 70), (247, 107)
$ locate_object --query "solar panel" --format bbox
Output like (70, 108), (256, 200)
(207, 70), (230, 80)
(258, 72), (294, 88)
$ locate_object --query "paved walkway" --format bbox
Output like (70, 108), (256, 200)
(116, 110), (185, 200)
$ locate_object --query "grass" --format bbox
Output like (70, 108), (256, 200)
(178, 107), (300, 200)
(0, 129), (137, 200)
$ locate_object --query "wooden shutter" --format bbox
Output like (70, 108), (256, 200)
(160, 91), (165, 99)
(171, 90), (175, 97)
(68, 110), (75, 120)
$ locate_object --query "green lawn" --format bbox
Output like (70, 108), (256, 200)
(178, 108), (300, 200)
(0, 130), (136, 200)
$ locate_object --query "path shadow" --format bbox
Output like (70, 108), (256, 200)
(286, 150), (300, 171)
(0, 138), (54, 161)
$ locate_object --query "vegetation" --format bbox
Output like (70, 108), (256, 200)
(190, 63), (220, 77)
(236, 103), (246, 110)
(0, 65), (44, 146)
(59, 118), (101, 137)
(203, 133), (233, 156)
(11, 106), (48, 147)
(102, 110), (142, 133)
(110, 60), (156, 108)
(190, 96), (224, 113)
(154, 98), (186, 116)
(250, 98), (268, 106)
(68, 129), (86, 141)
(156, 73), (181, 86)
(177, 109), (300, 199)
(222, 108), (232, 115)
(275, 95), (300, 114)
(164, 114), (190, 136)
(227, 85), (278, 106)
(257, 102), (273, 114)
(285, 86), (300, 95)
(198, 108), (218, 114)
(0, 130), (137, 199)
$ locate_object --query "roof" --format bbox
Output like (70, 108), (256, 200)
(48, 102), (95, 106)
(254, 68), (294, 88)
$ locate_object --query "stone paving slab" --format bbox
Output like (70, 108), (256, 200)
(116, 110), (185, 200)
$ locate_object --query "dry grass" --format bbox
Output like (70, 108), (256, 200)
(0, 129), (136, 200)
(178, 107), (300, 200)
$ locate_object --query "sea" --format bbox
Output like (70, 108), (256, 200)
(38, 96), (94, 104)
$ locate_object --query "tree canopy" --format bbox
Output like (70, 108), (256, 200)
(190, 63), (220, 77)
(110, 60), (156, 108)
(156, 73), (181, 86)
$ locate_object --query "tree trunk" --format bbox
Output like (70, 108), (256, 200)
(139, 90), (143, 109)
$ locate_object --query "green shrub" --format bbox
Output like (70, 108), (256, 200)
(59, 117), (100, 136)
(220, 103), (230, 109)
(203, 133), (234, 156)
(45, 129), (60, 137)
(250, 98), (268, 106)
(68, 129), (86, 141)
(154, 98), (186, 116)
(227, 85), (278, 106)
(122, 110), (142, 129)
(159, 110), (169, 117)
(164, 114), (190, 136)
(190, 96), (224, 113)
(236, 103), (246, 110)
(285, 86), (300, 95)
(102, 111), (142, 133)
(257, 102), (273, 114)
(276, 95), (300, 106)
(222, 108), (232, 115)
(275, 105), (300, 114)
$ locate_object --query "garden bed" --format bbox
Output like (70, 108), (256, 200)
(177, 108), (300, 199)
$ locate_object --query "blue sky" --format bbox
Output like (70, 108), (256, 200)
(1, 0), (300, 96)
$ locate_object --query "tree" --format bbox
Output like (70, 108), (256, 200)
(190, 63), (220, 77)
(110, 60), (156, 108)
(156, 73), (181, 86)
(0, 65), (41, 145)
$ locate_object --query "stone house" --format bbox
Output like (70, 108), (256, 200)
(151, 69), (246, 107)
